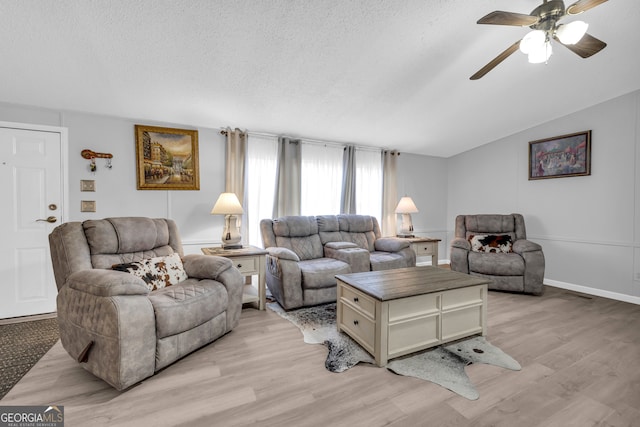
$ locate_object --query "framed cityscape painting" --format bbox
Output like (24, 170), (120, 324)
(135, 125), (200, 190)
(528, 130), (591, 180)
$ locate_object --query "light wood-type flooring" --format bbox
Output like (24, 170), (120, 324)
(2, 286), (639, 426)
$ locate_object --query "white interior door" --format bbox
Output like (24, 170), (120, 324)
(0, 125), (63, 319)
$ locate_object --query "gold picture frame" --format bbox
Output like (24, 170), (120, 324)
(135, 125), (200, 190)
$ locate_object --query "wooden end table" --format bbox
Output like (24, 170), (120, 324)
(336, 266), (490, 367)
(201, 245), (267, 310)
(404, 237), (441, 267)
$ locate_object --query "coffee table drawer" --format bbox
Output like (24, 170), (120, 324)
(441, 286), (484, 310)
(388, 314), (439, 357)
(388, 293), (439, 322)
(442, 305), (483, 341)
(340, 285), (375, 318)
(340, 303), (375, 352)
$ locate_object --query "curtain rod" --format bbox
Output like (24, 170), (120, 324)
(219, 128), (395, 154)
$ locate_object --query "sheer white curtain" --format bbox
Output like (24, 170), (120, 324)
(246, 134), (278, 247)
(355, 147), (382, 224)
(300, 143), (343, 216)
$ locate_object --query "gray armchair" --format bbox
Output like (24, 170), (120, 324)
(450, 214), (545, 295)
(49, 217), (243, 390)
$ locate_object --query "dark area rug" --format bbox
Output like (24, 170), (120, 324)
(0, 318), (59, 400)
(268, 302), (520, 400)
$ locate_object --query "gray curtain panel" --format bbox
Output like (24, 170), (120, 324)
(340, 145), (356, 214)
(381, 150), (399, 236)
(272, 137), (302, 218)
(224, 128), (248, 243)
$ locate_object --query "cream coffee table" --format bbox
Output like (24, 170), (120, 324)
(336, 266), (491, 367)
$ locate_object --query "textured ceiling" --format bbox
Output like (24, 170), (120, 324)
(1, 0), (639, 157)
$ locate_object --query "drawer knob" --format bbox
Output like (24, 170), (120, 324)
(353, 297), (359, 303)
(353, 320), (359, 326)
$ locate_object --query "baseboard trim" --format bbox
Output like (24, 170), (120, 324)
(416, 258), (450, 268)
(545, 279), (640, 305)
(0, 312), (57, 325)
(434, 262), (638, 304)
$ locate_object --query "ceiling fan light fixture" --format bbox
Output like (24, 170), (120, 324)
(556, 20), (589, 44)
(528, 41), (553, 63)
(519, 30), (546, 54)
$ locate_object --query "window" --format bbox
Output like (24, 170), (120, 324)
(246, 135), (278, 247)
(355, 148), (382, 224)
(245, 135), (384, 247)
(300, 143), (343, 216)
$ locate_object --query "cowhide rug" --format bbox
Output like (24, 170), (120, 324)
(268, 302), (521, 400)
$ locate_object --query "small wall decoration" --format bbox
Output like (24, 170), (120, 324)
(135, 125), (200, 190)
(81, 149), (113, 172)
(528, 130), (592, 180)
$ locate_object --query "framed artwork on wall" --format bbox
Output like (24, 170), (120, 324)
(135, 125), (200, 190)
(528, 130), (592, 180)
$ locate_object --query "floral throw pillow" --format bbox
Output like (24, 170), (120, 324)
(112, 252), (188, 291)
(468, 234), (513, 254)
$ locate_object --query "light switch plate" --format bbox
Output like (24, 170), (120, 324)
(81, 200), (96, 212)
(80, 179), (95, 192)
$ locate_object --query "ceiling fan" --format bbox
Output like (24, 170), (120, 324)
(470, 0), (608, 80)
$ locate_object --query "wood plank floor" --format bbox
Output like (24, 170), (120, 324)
(2, 286), (639, 426)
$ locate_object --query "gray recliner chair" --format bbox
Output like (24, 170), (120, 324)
(450, 213), (545, 295)
(260, 214), (415, 310)
(49, 217), (243, 390)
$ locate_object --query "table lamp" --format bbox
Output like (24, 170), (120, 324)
(211, 192), (244, 249)
(395, 196), (418, 238)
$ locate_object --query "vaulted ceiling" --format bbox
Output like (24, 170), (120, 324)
(2, 1), (639, 157)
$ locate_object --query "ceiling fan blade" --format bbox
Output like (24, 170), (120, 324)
(555, 33), (607, 58)
(566, 0), (608, 15)
(470, 40), (521, 80)
(477, 11), (539, 26)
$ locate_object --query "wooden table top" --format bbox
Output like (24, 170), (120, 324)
(336, 266), (491, 301)
(403, 237), (442, 243)
(201, 245), (268, 257)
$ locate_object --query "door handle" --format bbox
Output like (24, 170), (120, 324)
(36, 216), (57, 223)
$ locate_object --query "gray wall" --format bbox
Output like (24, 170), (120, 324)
(1, 102), (450, 258)
(396, 152), (449, 261)
(446, 90), (640, 303)
(0, 104), (228, 254)
(3, 89), (639, 302)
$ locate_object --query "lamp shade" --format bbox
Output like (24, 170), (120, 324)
(519, 30), (546, 54)
(211, 192), (244, 215)
(395, 196), (418, 214)
(556, 21), (588, 45)
(528, 41), (552, 64)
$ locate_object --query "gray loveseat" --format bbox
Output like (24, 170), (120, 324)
(49, 217), (243, 390)
(450, 213), (545, 295)
(260, 214), (416, 309)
